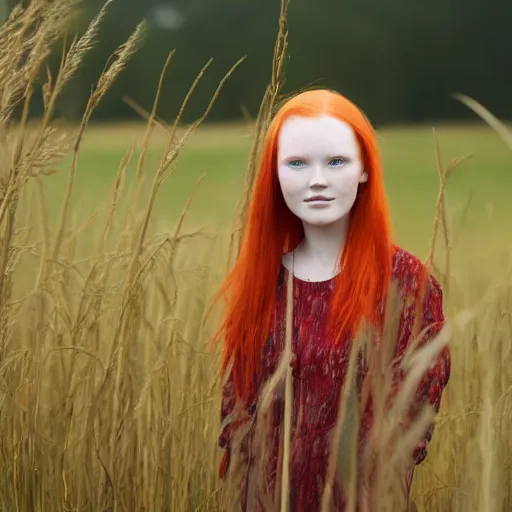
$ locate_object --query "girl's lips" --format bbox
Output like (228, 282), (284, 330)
(304, 196), (334, 203)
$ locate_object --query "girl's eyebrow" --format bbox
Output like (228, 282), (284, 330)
(280, 155), (306, 161)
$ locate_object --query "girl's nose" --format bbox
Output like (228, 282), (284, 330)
(309, 165), (328, 188)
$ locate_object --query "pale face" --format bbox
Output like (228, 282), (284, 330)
(277, 115), (366, 227)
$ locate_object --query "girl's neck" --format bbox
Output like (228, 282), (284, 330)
(283, 217), (349, 282)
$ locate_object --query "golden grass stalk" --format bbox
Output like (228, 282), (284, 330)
(131, 50), (175, 192)
(320, 326), (362, 512)
(49, 20), (146, 277)
(454, 93), (512, 152)
(227, 0), (290, 267)
(123, 56), (244, 281)
(280, 264), (294, 511)
(0, 0), (78, 123)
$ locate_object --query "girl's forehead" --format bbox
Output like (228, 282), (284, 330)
(278, 115), (358, 155)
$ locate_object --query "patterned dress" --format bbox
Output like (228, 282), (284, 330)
(219, 246), (451, 511)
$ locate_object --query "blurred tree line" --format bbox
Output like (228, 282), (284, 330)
(6, 0), (512, 125)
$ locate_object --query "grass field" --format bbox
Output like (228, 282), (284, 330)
(4, 120), (512, 511)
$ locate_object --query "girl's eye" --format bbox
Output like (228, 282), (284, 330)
(329, 158), (347, 167)
(288, 159), (305, 168)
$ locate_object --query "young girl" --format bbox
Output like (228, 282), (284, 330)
(213, 89), (450, 511)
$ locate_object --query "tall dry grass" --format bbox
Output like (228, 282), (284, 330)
(0, 1), (237, 510)
(0, 1), (510, 511)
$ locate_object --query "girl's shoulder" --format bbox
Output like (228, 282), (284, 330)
(391, 245), (424, 278)
(390, 244), (442, 299)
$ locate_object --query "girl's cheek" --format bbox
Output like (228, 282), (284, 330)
(279, 173), (304, 193)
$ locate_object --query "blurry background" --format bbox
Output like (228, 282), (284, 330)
(2, 0), (512, 126)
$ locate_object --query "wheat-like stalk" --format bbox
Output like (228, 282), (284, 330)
(227, 0), (291, 268)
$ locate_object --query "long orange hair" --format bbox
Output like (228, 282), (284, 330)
(213, 89), (394, 406)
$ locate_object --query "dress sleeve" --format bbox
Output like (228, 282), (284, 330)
(396, 271), (451, 468)
(218, 368), (255, 480)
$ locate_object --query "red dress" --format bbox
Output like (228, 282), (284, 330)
(219, 247), (451, 511)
